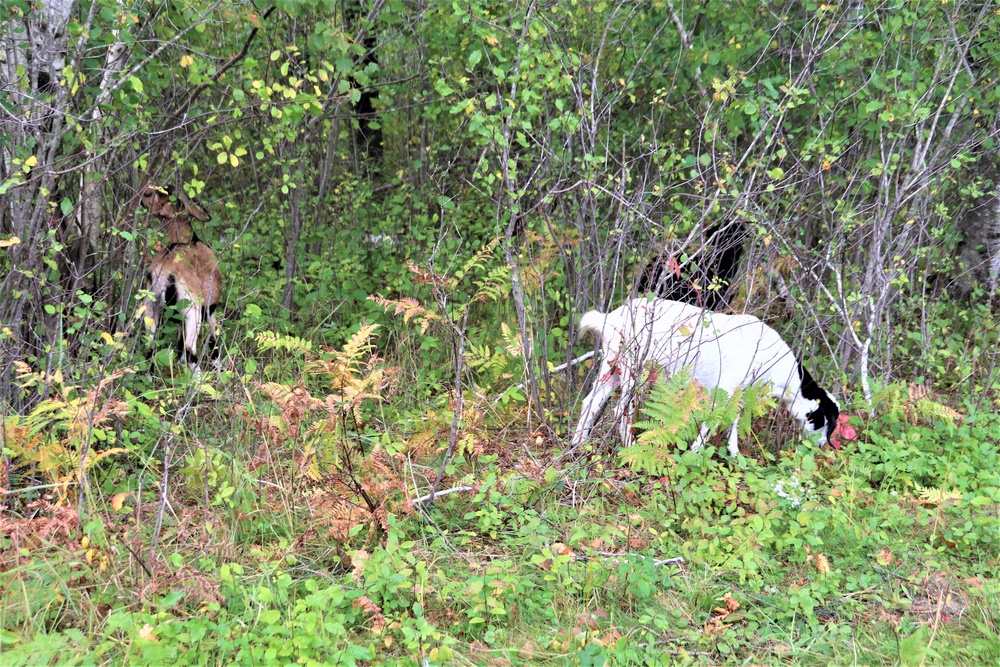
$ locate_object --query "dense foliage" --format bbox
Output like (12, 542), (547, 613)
(2, 0), (1000, 664)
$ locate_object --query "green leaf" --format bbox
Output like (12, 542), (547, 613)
(259, 609), (281, 625)
(469, 49), (482, 67)
(336, 56), (354, 74)
(129, 76), (143, 93)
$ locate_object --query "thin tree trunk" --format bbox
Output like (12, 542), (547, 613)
(281, 177), (304, 313)
(78, 14), (130, 292)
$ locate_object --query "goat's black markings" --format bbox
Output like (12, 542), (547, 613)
(637, 222), (747, 311)
(799, 362), (840, 442)
(164, 276), (178, 310)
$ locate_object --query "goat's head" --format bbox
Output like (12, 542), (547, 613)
(140, 185), (209, 222)
(803, 392), (841, 447)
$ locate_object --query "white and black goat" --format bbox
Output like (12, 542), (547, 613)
(138, 185), (222, 369)
(571, 297), (840, 456)
(636, 221), (746, 310)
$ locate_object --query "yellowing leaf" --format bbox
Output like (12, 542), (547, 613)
(81, 535), (90, 549)
(138, 624), (157, 642)
(111, 492), (129, 512)
(0, 236), (21, 248)
(100, 331), (115, 345)
(180, 55), (193, 68)
(814, 552), (831, 575)
(230, 154), (239, 167)
(25, 156), (37, 168)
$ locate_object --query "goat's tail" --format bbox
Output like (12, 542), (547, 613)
(578, 310), (607, 340)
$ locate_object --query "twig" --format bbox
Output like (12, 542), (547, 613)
(429, 307), (470, 503)
(550, 350), (595, 374)
(556, 544), (685, 567)
(590, 551), (685, 567)
(919, 583), (950, 667)
(499, 350), (595, 404)
(181, 7), (277, 116)
(411, 485), (475, 506)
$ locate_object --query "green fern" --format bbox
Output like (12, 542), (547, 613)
(457, 238), (500, 281)
(621, 366), (772, 474)
(471, 265), (511, 304)
(255, 330), (313, 355)
(631, 369), (705, 443)
(620, 368), (702, 474)
(466, 340), (506, 378)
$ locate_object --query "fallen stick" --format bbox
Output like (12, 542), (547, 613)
(411, 485), (475, 506)
(551, 543), (684, 567)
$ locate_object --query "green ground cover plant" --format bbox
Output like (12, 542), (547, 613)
(4, 0), (1000, 664)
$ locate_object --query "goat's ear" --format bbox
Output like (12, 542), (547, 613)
(184, 198), (210, 222)
(141, 185), (175, 218)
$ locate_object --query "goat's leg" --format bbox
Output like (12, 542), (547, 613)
(726, 413), (741, 456)
(206, 305), (223, 369)
(691, 419), (740, 456)
(612, 368), (639, 447)
(572, 374), (617, 447)
(180, 305), (202, 370)
(691, 422), (711, 452)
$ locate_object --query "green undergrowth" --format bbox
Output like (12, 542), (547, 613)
(3, 280), (1000, 665)
(3, 369), (999, 665)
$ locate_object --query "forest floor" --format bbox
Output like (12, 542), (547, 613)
(2, 346), (999, 665)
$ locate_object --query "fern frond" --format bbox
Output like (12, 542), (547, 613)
(256, 331), (314, 355)
(915, 398), (963, 425)
(459, 238), (500, 280)
(471, 265), (511, 304)
(500, 323), (522, 358)
(368, 294), (439, 334)
(914, 486), (962, 506)
(405, 261), (454, 288)
(339, 323), (380, 363)
(633, 369), (706, 444)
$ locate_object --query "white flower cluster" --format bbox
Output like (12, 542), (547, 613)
(773, 473), (814, 508)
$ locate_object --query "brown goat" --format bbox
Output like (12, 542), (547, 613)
(138, 185), (222, 369)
